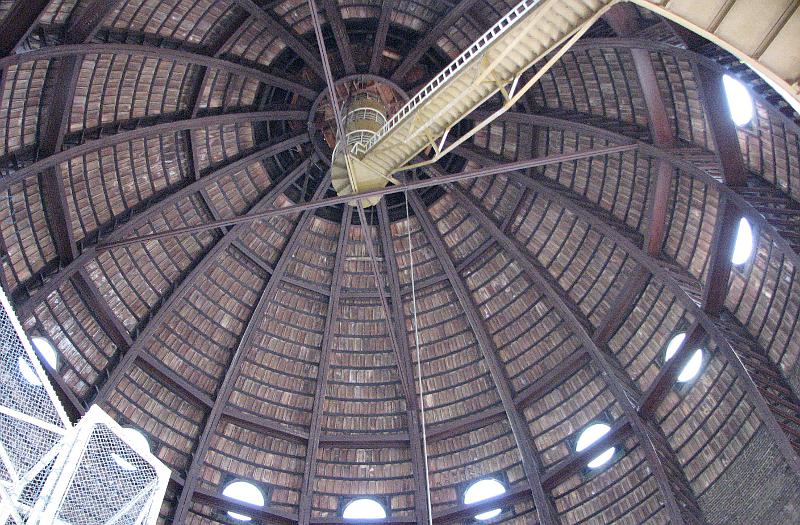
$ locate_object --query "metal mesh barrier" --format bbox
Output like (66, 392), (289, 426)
(0, 288), (169, 524)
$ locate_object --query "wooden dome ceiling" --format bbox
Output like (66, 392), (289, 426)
(2, 0), (800, 523)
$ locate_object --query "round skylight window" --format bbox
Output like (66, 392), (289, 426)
(664, 333), (704, 383)
(576, 423), (615, 469)
(222, 480), (265, 522)
(464, 478), (506, 521)
(731, 217), (754, 265)
(722, 74), (754, 126)
(342, 498), (386, 520)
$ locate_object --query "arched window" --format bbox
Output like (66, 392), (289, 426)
(731, 217), (754, 265)
(664, 333), (704, 383)
(576, 423), (615, 469)
(343, 498), (386, 520)
(222, 480), (265, 522)
(112, 427), (150, 472)
(722, 74), (754, 126)
(464, 478), (506, 521)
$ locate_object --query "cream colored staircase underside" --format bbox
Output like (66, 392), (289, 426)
(356, 0), (616, 180)
(632, 0), (800, 114)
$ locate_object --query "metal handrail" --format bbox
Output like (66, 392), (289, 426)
(363, 0), (544, 152)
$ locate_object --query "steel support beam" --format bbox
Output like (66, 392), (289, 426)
(369, 0), (395, 74)
(321, 0), (355, 74)
(376, 199), (431, 525)
(695, 65), (748, 314)
(96, 144), (636, 248)
(0, 0), (50, 56)
(172, 171), (330, 524)
(298, 205), (351, 525)
(408, 191), (558, 525)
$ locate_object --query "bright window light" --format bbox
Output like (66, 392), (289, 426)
(464, 478), (506, 521)
(664, 333), (686, 361)
(343, 498), (386, 520)
(576, 423), (615, 469)
(731, 218), (754, 265)
(665, 333), (704, 383)
(31, 337), (58, 370)
(676, 349), (703, 383)
(222, 481), (265, 522)
(722, 75), (754, 126)
(112, 427), (150, 472)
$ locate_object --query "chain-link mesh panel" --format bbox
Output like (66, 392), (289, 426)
(53, 423), (160, 525)
(0, 415), (60, 486)
(0, 306), (65, 428)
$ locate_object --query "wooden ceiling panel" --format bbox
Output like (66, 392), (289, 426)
(106, 0), (237, 46)
(86, 194), (217, 330)
(285, 215), (339, 288)
(551, 438), (669, 524)
(533, 48), (649, 129)
(742, 100), (800, 203)
(203, 420), (307, 515)
(426, 193), (491, 266)
(511, 192), (632, 328)
(199, 70), (261, 113)
(727, 230), (800, 392)
(26, 278), (118, 399)
(323, 296), (409, 434)
(461, 245), (582, 395)
(523, 362), (623, 470)
(236, 194), (300, 266)
(225, 17), (286, 68)
(61, 132), (190, 241)
(427, 419), (526, 513)
(404, 280), (502, 426)
(0, 61), (47, 158)
(203, 159), (271, 218)
(191, 121), (255, 171)
(101, 362), (206, 473)
(662, 172), (719, 280)
(608, 280), (692, 394)
(391, 216), (444, 289)
(535, 128), (650, 234)
(311, 446), (415, 518)
(231, 280), (326, 429)
(69, 54), (192, 133)
(145, 247), (269, 395)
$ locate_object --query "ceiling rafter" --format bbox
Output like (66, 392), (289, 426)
(14, 132), (310, 319)
(0, 0), (50, 56)
(440, 178), (693, 524)
(408, 190), (558, 525)
(376, 199), (431, 525)
(369, 0), (395, 74)
(172, 170), (331, 523)
(90, 157), (315, 408)
(233, 0), (325, 78)
(298, 205), (351, 525)
(389, 0), (480, 84)
(0, 43), (316, 104)
(320, 0), (356, 74)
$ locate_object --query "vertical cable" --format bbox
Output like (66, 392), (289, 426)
(405, 191), (433, 524)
